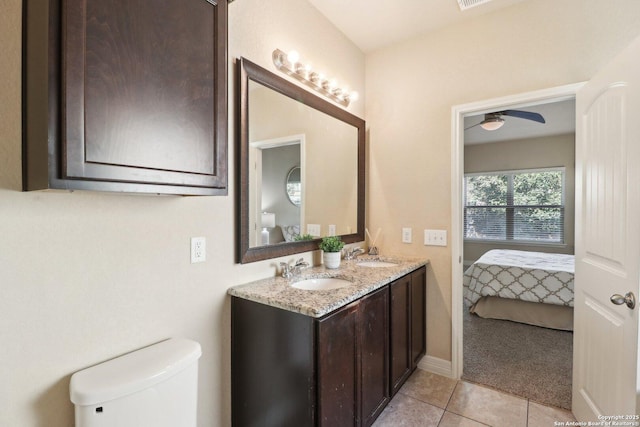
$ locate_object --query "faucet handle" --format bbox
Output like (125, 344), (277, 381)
(344, 247), (365, 260)
(280, 262), (292, 278)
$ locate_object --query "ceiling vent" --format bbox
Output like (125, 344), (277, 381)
(457, 0), (493, 10)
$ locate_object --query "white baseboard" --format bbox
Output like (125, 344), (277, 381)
(417, 355), (454, 378)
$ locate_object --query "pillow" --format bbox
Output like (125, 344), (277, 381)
(282, 225), (301, 242)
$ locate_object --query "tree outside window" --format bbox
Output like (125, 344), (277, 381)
(464, 168), (564, 243)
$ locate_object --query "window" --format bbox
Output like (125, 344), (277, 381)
(464, 168), (565, 243)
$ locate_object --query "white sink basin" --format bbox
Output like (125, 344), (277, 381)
(357, 261), (398, 268)
(292, 277), (353, 291)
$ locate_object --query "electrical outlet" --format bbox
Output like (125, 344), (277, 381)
(328, 225), (337, 236)
(424, 229), (447, 246)
(191, 237), (206, 263)
(402, 227), (412, 243)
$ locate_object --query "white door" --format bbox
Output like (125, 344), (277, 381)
(573, 35), (640, 420)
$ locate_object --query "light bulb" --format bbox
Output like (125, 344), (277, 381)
(303, 64), (312, 77)
(480, 117), (504, 131)
(287, 50), (300, 64)
(349, 91), (359, 102)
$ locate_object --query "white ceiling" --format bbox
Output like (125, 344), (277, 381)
(307, 0), (527, 53)
(464, 99), (576, 145)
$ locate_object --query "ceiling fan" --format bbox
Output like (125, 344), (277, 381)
(466, 110), (546, 131)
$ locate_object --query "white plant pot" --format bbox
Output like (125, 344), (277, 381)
(323, 251), (341, 269)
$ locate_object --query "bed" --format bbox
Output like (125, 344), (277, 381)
(463, 249), (575, 330)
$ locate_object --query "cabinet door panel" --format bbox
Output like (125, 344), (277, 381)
(231, 298), (315, 427)
(359, 286), (389, 427)
(389, 275), (412, 396)
(61, 0), (227, 191)
(411, 267), (427, 367)
(317, 302), (358, 427)
(84, 0), (213, 174)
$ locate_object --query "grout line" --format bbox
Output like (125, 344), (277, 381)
(448, 380), (529, 427)
(443, 380), (459, 410)
(436, 408), (445, 427)
(438, 376), (461, 426)
(442, 410), (493, 427)
(444, 381), (466, 419)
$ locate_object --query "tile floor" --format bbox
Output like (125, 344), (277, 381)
(373, 370), (576, 427)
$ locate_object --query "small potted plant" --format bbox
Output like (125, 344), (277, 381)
(293, 233), (315, 241)
(319, 236), (345, 269)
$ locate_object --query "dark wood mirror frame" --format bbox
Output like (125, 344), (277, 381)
(237, 57), (365, 264)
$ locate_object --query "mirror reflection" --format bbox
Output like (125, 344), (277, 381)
(238, 58), (365, 263)
(286, 166), (301, 207)
(248, 79), (358, 248)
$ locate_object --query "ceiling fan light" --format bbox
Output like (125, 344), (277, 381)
(480, 117), (505, 131)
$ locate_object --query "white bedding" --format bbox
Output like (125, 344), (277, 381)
(463, 249), (575, 308)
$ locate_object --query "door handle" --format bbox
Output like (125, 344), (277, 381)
(610, 292), (636, 309)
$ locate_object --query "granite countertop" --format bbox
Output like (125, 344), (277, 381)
(228, 255), (429, 318)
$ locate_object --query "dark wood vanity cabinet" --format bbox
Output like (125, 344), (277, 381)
(390, 266), (427, 396)
(317, 286), (389, 427)
(231, 266), (425, 427)
(390, 273), (412, 394)
(317, 301), (359, 426)
(358, 287), (391, 426)
(232, 286), (389, 427)
(22, 0), (228, 195)
(410, 267), (427, 367)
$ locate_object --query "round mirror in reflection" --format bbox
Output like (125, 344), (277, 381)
(286, 166), (301, 206)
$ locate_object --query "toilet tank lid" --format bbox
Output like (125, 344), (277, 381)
(70, 338), (202, 406)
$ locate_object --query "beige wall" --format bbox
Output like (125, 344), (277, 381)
(0, 1), (364, 426)
(464, 134), (576, 262)
(365, 0), (640, 361)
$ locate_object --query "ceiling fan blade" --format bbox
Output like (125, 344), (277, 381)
(464, 122), (482, 131)
(499, 109), (546, 123)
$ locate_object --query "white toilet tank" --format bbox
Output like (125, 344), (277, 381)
(70, 338), (201, 427)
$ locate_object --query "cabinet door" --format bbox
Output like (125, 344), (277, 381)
(317, 302), (358, 427)
(359, 286), (389, 427)
(389, 274), (412, 396)
(23, 0), (228, 195)
(411, 267), (427, 368)
(231, 298), (315, 427)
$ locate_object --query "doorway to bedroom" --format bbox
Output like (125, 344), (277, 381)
(453, 85), (580, 410)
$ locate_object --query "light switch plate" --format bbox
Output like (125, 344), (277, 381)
(402, 227), (412, 243)
(307, 224), (321, 237)
(424, 229), (447, 246)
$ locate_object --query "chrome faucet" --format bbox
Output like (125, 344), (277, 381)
(343, 247), (365, 260)
(280, 258), (310, 279)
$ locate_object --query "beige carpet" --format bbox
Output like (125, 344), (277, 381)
(462, 308), (573, 410)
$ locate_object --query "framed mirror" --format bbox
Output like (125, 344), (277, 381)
(237, 57), (365, 263)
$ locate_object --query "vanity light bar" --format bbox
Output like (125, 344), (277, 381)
(272, 49), (358, 107)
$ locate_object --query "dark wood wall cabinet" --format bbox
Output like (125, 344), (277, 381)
(231, 266), (426, 427)
(22, 0), (228, 195)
